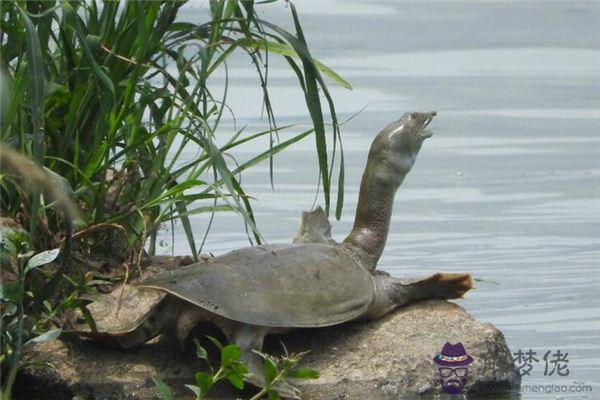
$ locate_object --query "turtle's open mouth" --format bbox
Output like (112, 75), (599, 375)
(418, 111), (436, 139)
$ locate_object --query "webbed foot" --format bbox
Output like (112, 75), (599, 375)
(419, 272), (473, 299)
(218, 322), (300, 398)
(243, 357), (301, 399)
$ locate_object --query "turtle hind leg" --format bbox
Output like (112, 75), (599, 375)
(170, 302), (208, 350)
(364, 272), (472, 319)
(75, 295), (181, 349)
(416, 272), (473, 300)
(216, 321), (300, 399)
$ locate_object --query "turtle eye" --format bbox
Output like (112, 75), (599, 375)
(439, 367), (453, 377)
(455, 368), (468, 377)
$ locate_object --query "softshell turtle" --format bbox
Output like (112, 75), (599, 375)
(76, 112), (472, 396)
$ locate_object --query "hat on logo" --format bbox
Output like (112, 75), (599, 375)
(433, 342), (474, 367)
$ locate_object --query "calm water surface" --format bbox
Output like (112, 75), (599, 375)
(162, 2), (600, 398)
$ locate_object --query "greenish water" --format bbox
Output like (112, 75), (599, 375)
(160, 2), (600, 398)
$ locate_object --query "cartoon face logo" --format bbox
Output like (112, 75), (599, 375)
(433, 342), (474, 394)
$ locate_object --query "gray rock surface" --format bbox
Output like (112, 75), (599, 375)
(19, 257), (520, 399)
(285, 300), (520, 399)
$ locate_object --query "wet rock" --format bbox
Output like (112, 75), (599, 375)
(19, 259), (520, 399)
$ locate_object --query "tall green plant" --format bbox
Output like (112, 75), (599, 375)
(0, 0), (348, 258)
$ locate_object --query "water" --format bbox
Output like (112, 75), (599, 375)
(162, 1), (600, 398)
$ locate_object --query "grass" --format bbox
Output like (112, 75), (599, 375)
(0, 0), (347, 256)
(153, 336), (318, 400)
(0, 1), (349, 398)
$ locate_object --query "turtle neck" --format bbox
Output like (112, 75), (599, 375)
(343, 143), (409, 270)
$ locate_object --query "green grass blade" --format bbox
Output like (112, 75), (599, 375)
(239, 38), (352, 89)
(175, 200), (198, 261)
(230, 128), (314, 176)
(18, 6), (45, 164)
(62, 3), (115, 98)
(259, 19), (330, 213)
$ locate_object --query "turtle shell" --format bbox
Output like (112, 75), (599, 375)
(138, 243), (374, 328)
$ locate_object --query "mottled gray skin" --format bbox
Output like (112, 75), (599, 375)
(76, 112), (472, 398)
(345, 112), (435, 270)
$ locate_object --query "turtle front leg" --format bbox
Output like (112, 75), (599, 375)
(217, 321), (300, 399)
(363, 271), (472, 319)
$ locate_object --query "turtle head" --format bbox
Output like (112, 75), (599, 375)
(371, 111), (436, 175)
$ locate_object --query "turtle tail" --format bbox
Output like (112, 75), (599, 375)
(71, 296), (178, 349)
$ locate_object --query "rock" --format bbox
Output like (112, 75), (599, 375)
(18, 257), (520, 399)
(284, 300), (520, 399)
(20, 302), (519, 399)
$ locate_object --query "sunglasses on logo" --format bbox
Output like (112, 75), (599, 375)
(438, 367), (468, 377)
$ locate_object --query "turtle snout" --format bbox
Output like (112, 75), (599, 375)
(422, 111), (436, 128)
